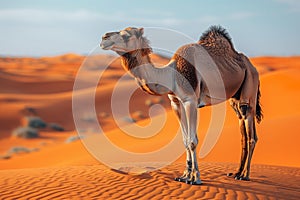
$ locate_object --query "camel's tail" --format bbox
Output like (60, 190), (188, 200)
(256, 86), (263, 124)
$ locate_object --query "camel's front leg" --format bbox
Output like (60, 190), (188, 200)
(182, 100), (202, 185)
(168, 95), (192, 182)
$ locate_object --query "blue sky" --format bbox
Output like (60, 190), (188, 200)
(0, 0), (299, 56)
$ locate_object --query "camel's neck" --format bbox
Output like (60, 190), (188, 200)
(120, 49), (152, 72)
(120, 50), (174, 95)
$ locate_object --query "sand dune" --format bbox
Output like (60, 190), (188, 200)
(0, 54), (300, 199)
(0, 162), (299, 199)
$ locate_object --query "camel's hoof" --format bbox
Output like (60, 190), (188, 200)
(185, 179), (202, 185)
(227, 172), (243, 179)
(174, 177), (181, 182)
(175, 177), (202, 185)
(235, 176), (250, 181)
(174, 177), (185, 182)
(227, 172), (233, 177)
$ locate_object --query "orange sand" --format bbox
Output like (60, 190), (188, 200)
(0, 55), (299, 199)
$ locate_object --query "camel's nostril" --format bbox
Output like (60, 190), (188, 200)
(102, 34), (109, 40)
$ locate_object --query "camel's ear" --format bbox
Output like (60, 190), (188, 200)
(138, 27), (144, 36)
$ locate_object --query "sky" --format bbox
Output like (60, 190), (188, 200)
(0, 0), (299, 57)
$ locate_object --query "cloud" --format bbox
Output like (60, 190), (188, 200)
(0, 8), (182, 26)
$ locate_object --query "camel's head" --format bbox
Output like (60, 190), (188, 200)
(100, 27), (149, 54)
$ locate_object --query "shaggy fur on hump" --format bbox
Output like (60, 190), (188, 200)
(199, 25), (236, 52)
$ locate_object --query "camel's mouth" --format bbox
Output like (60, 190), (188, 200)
(100, 42), (133, 54)
(100, 40), (114, 50)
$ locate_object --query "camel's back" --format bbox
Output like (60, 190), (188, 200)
(172, 26), (247, 103)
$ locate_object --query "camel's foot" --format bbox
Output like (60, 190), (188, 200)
(227, 172), (250, 181)
(174, 177), (202, 185)
(185, 178), (202, 185)
(174, 168), (190, 183)
(174, 169), (189, 182)
(175, 169), (202, 185)
(186, 169), (202, 185)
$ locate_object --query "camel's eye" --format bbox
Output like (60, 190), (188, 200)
(120, 31), (131, 42)
(122, 34), (130, 42)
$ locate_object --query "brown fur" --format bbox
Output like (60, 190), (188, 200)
(172, 45), (198, 91)
(199, 26), (236, 54)
(198, 26), (241, 66)
(120, 48), (152, 71)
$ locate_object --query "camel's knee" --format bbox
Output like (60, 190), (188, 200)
(248, 139), (256, 149)
(239, 103), (254, 119)
(240, 104), (249, 117)
(188, 137), (198, 151)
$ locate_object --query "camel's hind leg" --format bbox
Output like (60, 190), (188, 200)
(239, 111), (257, 180)
(228, 54), (260, 181)
(229, 99), (258, 181)
(229, 99), (248, 178)
(238, 54), (259, 180)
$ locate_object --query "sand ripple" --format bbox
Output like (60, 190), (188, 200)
(0, 162), (299, 199)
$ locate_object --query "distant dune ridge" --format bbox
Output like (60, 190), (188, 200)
(0, 54), (300, 199)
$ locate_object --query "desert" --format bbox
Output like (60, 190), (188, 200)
(0, 54), (299, 199)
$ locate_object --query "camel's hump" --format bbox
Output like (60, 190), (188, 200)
(198, 25), (237, 54)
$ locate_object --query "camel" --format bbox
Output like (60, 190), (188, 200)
(100, 26), (262, 185)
